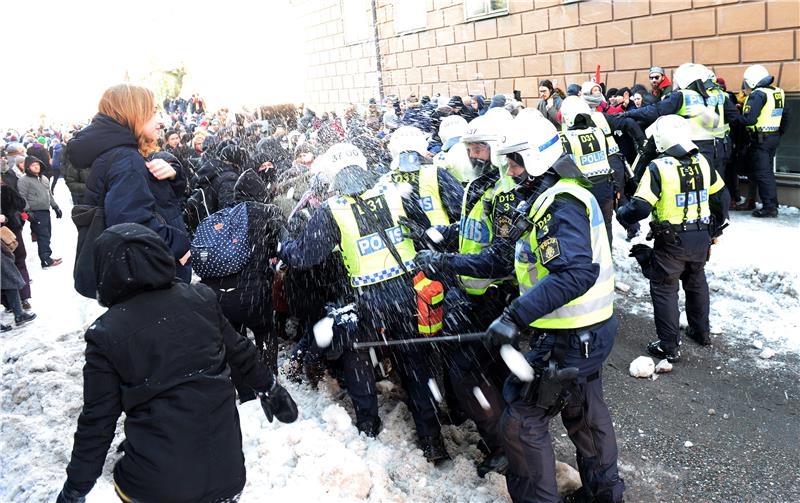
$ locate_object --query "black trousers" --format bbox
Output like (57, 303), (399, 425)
(29, 210), (53, 267)
(746, 134), (780, 210)
(344, 281), (442, 438)
(441, 286), (512, 451)
(12, 227), (31, 300)
(501, 316), (625, 503)
(649, 231), (711, 352)
(216, 288), (275, 369)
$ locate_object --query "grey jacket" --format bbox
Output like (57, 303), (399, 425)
(17, 175), (59, 212)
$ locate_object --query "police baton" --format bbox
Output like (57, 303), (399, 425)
(352, 332), (486, 350)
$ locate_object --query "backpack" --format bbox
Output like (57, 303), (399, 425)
(190, 202), (250, 278)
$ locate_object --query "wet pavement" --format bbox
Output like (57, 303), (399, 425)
(550, 308), (800, 503)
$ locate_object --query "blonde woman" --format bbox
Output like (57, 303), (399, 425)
(67, 84), (192, 284)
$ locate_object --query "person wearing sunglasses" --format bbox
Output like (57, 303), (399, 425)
(648, 66), (673, 101)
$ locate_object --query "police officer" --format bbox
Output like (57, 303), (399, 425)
(486, 115), (625, 503)
(738, 64), (789, 218)
(617, 116), (729, 362)
(381, 125), (464, 226)
(622, 63), (738, 183)
(576, 89), (648, 240)
(432, 115), (477, 185)
(415, 109), (519, 476)
(279, 143), (449, 462)
(558, 96), (616, 244)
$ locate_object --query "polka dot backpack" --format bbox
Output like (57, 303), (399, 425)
(191, 202), (251, 279)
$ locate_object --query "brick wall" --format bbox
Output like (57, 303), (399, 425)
(376, 0), (800, 107)
(293, 0), (382, 113)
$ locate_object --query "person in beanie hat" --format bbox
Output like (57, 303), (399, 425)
(648, 65), (673, 101)
(16, 156), (62, 268)
(489, 94), (506, 109)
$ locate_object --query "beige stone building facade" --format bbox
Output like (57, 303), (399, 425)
(293, 0), (799, 177)
(296, 0), (798, 107)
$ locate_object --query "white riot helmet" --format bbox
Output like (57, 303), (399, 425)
(438, 115), (468, 148)
(673, 63), (712, 90)
(516, 107), (544, 120)
(461, 115), (499, 144)
(388, 126), (429, 171)
(647, 115), (698, 158)
(497, 115), (563, 177)
(461, 112), (512, 174)
(742, 64), (773, 90)
(312, 142), (370, 195)
(560, 95), (592, 129)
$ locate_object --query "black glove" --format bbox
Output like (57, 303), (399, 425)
(54, 207), (63, 219)
(629, 244), (654, 278)
(623, 177), (639, 200)
(56, 482), (86, 503)
(486, 308), (522, 347)
(260, 380), (298, 423)
(398, 216), (425, 241)
(415, 249), (448, 280)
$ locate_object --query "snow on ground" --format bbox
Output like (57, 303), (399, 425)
(1, 184), (798, 502)
(0, 186), (510, 502)
(612, 205), (800, 353)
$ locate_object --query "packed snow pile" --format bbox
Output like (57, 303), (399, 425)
(629, 356), (655, 378)
(612, 208), (800, 354)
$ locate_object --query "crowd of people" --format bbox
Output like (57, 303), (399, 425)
(0, 59), (789, 503)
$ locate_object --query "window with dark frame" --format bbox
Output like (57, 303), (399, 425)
(464, 0), (508, 21)
(775, 93), (799, 177)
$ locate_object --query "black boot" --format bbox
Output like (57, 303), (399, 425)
(15, 312), (36, 326)
(646, 340), (681, 363)
(356, 417), (382, 438)
(752, 207), (778, 218)
(685, 327), (711, 346)
(1, 324), (11, 332)
(419, 434), (450, 463)
(477, 448), (508, 477)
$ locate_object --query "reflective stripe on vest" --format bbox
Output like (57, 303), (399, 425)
(458, 177), (505, 295)
(559, 128), (612, 178)
(328, 185), (417, 288)
(591, 112), (620, 155)
(745, 87), (785, 133)
(514, 179), (614, 330)
(636, 154), (714, 226)
(677, 89), (723, 140)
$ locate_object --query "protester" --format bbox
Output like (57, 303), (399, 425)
(16, 156), (63, 268)
(56, 223), (297, 503)
(68, 83), (192, 281)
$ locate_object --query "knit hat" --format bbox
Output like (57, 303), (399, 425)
(37, 136), (46, 145)
(489, 94), (506, 108)
(649, 66), (666, 76)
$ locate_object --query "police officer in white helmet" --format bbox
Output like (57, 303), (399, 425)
(617, 116), (730, 362)
(483, 115), (626, 503)
(736, 64), (789, 217)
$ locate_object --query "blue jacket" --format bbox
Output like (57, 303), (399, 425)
(51, 142), (63, 170)
(69, 114), (190, 261)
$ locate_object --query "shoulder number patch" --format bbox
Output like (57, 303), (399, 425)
(539, 237), (561, 265)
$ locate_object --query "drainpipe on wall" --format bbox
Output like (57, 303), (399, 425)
(370, 0), (384, 103)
